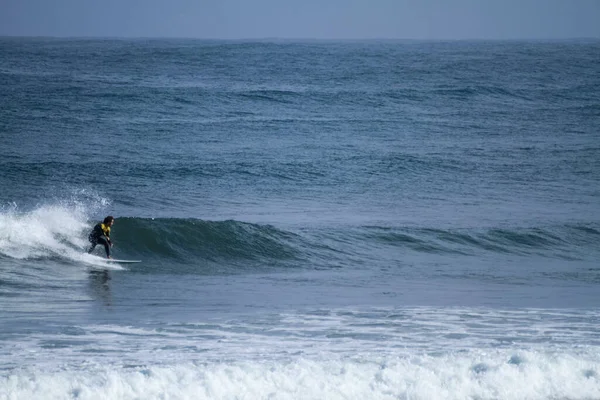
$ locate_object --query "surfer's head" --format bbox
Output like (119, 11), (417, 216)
(103, 216), (115, 226)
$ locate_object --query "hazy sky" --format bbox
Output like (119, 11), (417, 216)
(1, 0), (599, 39)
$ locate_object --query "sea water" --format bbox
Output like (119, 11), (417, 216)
(1, 38), (599, 399)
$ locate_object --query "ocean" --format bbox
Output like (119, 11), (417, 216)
(1, 38), (599, 399)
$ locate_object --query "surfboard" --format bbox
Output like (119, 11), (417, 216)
(105, 259), (142, 264)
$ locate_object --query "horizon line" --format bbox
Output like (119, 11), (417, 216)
(1, 35), (599, 42)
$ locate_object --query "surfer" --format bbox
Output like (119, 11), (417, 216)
(88, 216), (114, 259)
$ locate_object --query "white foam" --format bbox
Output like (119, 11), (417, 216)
(0, 195), (110, 263)
(1, 350), (599, 400)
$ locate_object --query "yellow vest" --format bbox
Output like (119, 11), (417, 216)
(100, 223), (111, 237)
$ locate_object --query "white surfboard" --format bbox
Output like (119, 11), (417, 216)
(105, 259), (142, 264)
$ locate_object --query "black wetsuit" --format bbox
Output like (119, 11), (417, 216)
(88, 223), (111, 257)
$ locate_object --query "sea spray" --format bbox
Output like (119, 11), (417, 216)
(0, 192), (110, 260)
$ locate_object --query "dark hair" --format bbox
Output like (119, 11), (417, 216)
(103, 216), (114, 224)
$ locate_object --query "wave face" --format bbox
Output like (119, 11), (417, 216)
(92, 219), (600, 265)
(113, 217), (304, 269)
(356, 224), (600, 259)
(1, 203), (599, 278)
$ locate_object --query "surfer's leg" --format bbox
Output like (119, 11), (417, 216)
(87, 242), (97, 254)
(98, 236), (111, 258)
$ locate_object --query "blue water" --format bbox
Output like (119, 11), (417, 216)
(1, 38), (600, 399)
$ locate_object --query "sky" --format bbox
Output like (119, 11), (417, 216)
(1, 0), (599, 40)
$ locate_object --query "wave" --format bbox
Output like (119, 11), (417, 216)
(1, 202), (598, 271)
(113, 217), (302, 264)
(81, 219), (600, 264)
(3, 349), (599, 400)
(102, 219), (600, 267)
(0, 208), (303, 272)
(358, 224), (600, 259)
